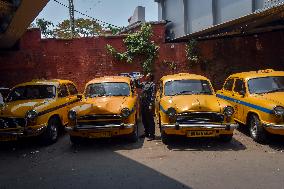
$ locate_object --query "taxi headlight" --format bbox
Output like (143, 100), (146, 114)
(68, 110), (77, 121)
(166, 107), (177, 118)
(121, 108), (131, 118)
(224, 106), (234, 117)
(273, 106), (284, 116)
(26, 110), (38, 121)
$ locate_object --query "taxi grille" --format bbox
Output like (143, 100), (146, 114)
(177, 112), (224, 124)
(0, 118), (26, 129)
(77, 114), (122, 126)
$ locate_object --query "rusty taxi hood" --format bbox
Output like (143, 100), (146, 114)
(72, 96), (131, 116)
(160, 95), (226, 113)
(0, 99), (49, 117)
(253, 92), (284, 106)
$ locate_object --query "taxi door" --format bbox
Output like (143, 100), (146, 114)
(218, 78), (235, 101)
(232, 78), (246, 123)
(217, 78), (238, 117)
(57, 84), (70, 126)
(66, 83), (80, 106)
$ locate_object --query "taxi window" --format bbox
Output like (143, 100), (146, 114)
(234, 79), (246, 94)
(67, 83), (78, 95)
(58, 84), (69, 97)
(224, 79), (234, 91)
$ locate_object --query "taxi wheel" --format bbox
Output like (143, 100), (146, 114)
(70, 136), (81, 144)
(249, 114), (267, 143)
(219, 134), (233, 142)
(161, 130), (169, 145)
(128, 124), (139, 143)
(41, 117), (59, 145)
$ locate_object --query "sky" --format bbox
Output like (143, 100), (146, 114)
(36, 0), (158, 28)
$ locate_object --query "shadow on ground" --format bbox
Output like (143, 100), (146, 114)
(237, 124), (284, 151)
(0, 123), (193, 189)
(164, 136), (247, 151)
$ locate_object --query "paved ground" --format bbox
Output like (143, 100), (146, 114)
(0, 123), (284, 189)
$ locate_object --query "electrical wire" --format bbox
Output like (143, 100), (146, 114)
(52, 0), (122, 29)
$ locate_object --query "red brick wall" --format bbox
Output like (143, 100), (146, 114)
(0, 24), (283, 92)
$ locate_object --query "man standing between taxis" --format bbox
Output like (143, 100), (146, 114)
(141, 73), (155, 140)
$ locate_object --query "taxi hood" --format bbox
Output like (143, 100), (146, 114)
(72, 96), (132, 116)
(254, 92), (284, 106)
(0, 99), (49, 117)
(161, 95), (224, 113)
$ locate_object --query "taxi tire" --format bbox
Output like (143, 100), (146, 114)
(70, 136), (81, 144)
(219, 134), (233, 142)
(161, 130), (169, 145)
(128, 124), (139, 143)
(41, 117), (59, 145)
(249, 114), (267, 143)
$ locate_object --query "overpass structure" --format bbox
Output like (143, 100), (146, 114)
(154, 0), (284, 41)
(0, 0), (48, 49)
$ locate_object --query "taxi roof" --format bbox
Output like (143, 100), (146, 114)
(14, 79), (73, 88)
(160, 73), (210, 83)
(86, 76), (131, 85)
(229, 69), (284, 80)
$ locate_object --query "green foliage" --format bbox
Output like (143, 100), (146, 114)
(163, 61), (177, 71)
(185, 39), (200, 65)
(35, 18), (55, 38)
(106, 23), (159, 74)
(107, 25), (121, 35)
(54, 18), (102, 39)
(32, 18), (102, 39)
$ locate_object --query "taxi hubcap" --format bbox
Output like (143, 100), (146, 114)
(50, 124), (58, 140)
(250, 119), (258, 138)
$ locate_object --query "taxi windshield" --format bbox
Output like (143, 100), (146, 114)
(85, 82), (130, 97)
(164, 79), (213, 96)
(7, 85), (56, 102)
(248, 76), (284, 94)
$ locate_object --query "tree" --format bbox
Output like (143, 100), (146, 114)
(54, 18), (102, 39)
(106, 24), (159, 74)
(35, 18), (55, 38)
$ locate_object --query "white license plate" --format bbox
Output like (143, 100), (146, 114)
(89, 132), (111, 138)
(187, 130), (215, 138)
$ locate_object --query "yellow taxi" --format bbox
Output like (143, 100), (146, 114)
(217, 69), (284, 143)
(0, 79), (81, 144)
(155, 73), (238, 144)
(66, 76), (140, 143)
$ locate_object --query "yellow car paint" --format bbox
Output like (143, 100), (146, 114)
(155, 73), (237, 143)
(66, 76), (140, 141)
(217, 69), (284, 140)
(0, 79), (80, 142)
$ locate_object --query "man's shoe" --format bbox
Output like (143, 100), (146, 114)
(140, 133), (149, 138)
(147, 135), (155, 141)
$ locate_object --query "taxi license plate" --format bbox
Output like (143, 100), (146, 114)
(0, 135), (17, 141)
(89, 132), (111, 138)
(187, 130), (215, 138)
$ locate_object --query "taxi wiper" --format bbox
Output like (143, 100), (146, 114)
(175, 90), (194, 95)
(266, 88), (284, 93)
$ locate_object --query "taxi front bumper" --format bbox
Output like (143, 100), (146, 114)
(162, 123), (239, 130)
(263, 123), (284, 135)
(263, 123), (284, 129)
(65, 123), (135, 138)
(0, 124), (47, 141)
(161, 123), (238, 136)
